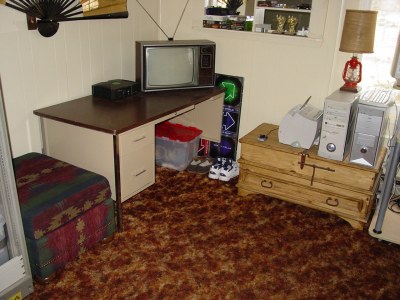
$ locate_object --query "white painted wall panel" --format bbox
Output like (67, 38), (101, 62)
(78, 22), (93, 96)
(0, 32), (31, 154)
(160, 0), (358, 140)
(88, 20), (106, 86)
(0, 0), (156, 157)
(32, 34), (61, 104)
(65, 22), (85, 100)
(0, 0), (362, 158)
(102, 22), (123, 80)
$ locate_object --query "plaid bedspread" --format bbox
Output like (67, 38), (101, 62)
(13, 152), (115, 280)
(13, 152), (112, 239)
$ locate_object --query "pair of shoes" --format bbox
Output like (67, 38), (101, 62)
(208, 157), (239, 181)
(208, 157), (225, 180)
(186, 157), (202, 173)
(219, 159), (240, 182)
(186, 157), (214, 174)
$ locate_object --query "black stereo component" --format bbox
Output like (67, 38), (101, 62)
(92, 79), (140, 100)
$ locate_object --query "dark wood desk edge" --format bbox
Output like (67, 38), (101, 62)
(33, 88), (225, 135)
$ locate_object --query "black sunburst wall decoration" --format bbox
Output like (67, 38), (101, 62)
(1, 0), (128, 37)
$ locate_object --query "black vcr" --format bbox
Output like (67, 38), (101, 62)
(92, 79), (140, 100)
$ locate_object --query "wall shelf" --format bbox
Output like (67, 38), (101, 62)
(254, 0), (313, 35)
(256, 7), (311, 14)
(192, 26), (323, 48)
(200, 0), (327, 40)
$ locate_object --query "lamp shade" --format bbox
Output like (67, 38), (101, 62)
(339, 9), (378, 54)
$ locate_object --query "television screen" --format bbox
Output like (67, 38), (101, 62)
(146, 47), (199, 87)
(136, 40), (216, 92)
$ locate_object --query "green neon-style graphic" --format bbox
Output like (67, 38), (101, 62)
(218, 79), (239, 105)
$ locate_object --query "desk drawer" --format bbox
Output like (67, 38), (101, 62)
(119, 125), (154, 157)
(238, 168), (365, 218)
(120, 141), (155, 201)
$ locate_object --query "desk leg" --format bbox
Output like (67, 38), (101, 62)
(113, 135), (123, 232)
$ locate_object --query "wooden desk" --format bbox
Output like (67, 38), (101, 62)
(34, 88), (224, 231)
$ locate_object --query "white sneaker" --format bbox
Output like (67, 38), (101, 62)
(219, 159), (239, 182)
(208, 157), (225, 180)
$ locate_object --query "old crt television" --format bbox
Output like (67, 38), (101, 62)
(136, 40), (216, 92)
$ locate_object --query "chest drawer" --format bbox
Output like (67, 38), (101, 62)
(238, 168), (366, 219)
(239, 162), (373, 202)
(119, 125), (154, 157)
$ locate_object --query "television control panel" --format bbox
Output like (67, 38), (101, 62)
(198, 45), (215, 84)
(200, 47), (213, 69)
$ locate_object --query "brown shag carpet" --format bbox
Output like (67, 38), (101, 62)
(28, 167), (400, 299)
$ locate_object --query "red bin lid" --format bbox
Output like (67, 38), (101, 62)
(155, 122), (202, 142)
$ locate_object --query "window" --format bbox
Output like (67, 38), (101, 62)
(82, 0), (99, 12)
(205, 1), (224, 7)
(362, 0), (400, 89)
(361, 1), (400, 138)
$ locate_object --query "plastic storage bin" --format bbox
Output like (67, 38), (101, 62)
(0, 213), (9, 266)
(155, 122), (202, 171)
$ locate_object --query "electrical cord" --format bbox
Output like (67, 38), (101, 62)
(388, 195), (400, 214)
(388, 159), (400, 214)
(376, 98), (400, 211)
(265, 127), (278, 136)
(258, 127), (278, 142)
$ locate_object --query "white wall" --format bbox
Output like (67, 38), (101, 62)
(0, 0), (159, 157)
(160, 0), (360, 140)
(0, 0), (362, 157)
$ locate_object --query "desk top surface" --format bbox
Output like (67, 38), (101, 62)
(34, 87), (224, 134)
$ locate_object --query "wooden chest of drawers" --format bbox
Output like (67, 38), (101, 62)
(237, 123), (386, 230)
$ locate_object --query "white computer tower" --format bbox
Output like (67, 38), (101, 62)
(349, 88), (394, 167)
(318, 90), (358, 161)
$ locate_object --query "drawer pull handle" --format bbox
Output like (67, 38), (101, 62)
(326, 197), (339, 207)
(133, 136), (146, 143)
(135, 169), (146, 176)
(261, 180), (273, 188)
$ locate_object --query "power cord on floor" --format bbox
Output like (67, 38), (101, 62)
(389, 195), (400, 214)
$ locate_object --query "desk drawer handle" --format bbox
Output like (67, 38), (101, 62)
(261, 180), (273, 188)
(326, 197), (339, 207)
(133, 136), (146, 143)
(135, 169), (146, 176)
